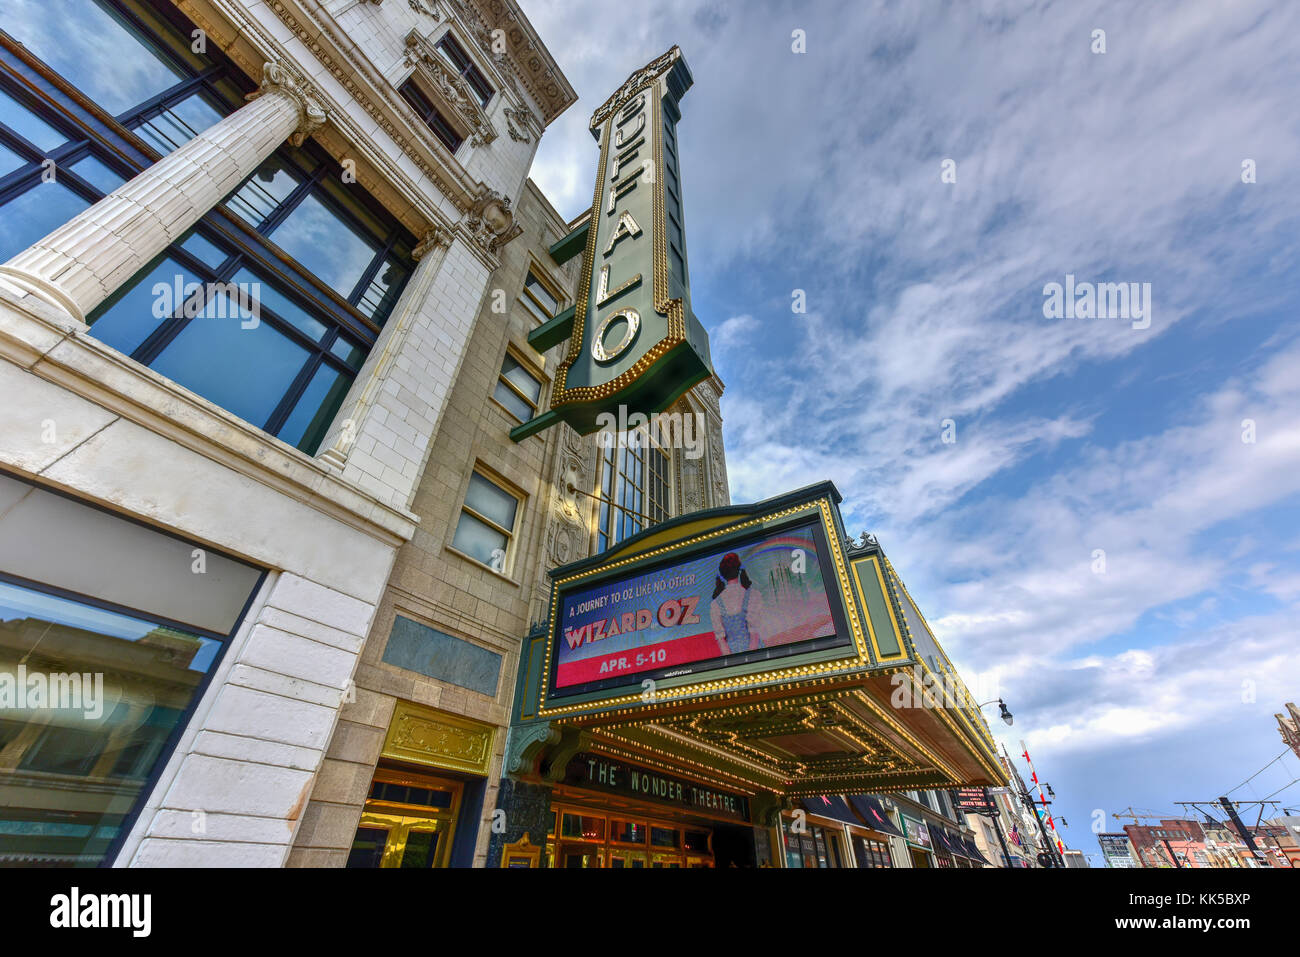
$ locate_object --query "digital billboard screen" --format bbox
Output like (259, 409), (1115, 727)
(547, 518), (852, 699)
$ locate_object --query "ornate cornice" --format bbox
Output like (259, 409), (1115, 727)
(447, 0), (575, 124)
(199, 0), (479, 220)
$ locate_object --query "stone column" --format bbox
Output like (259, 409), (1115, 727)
(0, 61), (325, 324)
(314, 191), (518, 513)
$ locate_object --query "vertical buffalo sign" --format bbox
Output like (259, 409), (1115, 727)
(516, 46), (713, 438)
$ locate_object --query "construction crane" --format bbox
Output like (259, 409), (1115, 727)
(1110, 807), (1182, 867)
(1111, 807), (1168, 824)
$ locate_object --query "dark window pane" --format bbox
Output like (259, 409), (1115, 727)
(67, 154), (126, 195)
(266, 192), (379, 299)
(276, 362), (351, 454)
(493, 380), (533, 422)
(463, 473), (516, 530)
(346, 827), (389, 868)
(398, 81), (463, 152)
(436, 34), (492, 107)
(0, 182), (91, 262)
(4, 0), (185, 116)
(0, 85), (67, 153)
(451, 511), (507, 567)
(225, 158), (301, 228)
(651, 827), (679, 848)
(132, 91), (223, 155)
(151, 297), (311, 428)
(87, 258), (200, 357)
(399, 830), (440, 868)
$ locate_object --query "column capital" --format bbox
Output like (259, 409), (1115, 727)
(411, 224), (453, 261)
(247, 61), (327, 147)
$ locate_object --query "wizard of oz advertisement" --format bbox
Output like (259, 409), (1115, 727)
(550, 521), (850, 696)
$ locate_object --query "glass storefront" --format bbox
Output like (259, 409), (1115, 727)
(0, 472), (263, 865)
(854, 834), (893, 868)
(546, 802), (716, 868)
(780, 815), (846, 868)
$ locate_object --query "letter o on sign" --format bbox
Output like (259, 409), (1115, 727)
(591, 308), (640, 363)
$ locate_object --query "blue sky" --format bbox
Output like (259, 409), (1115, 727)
(525, 0), (1300, 858)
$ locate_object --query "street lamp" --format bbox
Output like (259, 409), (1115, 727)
(978, 698), (1014, 726)
(1046, 783), (1056, 798)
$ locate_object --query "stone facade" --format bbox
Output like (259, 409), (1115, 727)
(0, 0), (731, 867)
(0, 0), (585, 867)
(287, 174), (731, 866)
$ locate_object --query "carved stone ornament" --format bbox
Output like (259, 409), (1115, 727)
(503, 105), (532, 143)
(412, 224), (453, 261)
(403, 30), (496, 148)
(246, 61), (327, 147)
(505, 723), (561, 776)
(461, 185), (520, 255)
(444, 0), (571, 122)
(406, 0), (439, 17)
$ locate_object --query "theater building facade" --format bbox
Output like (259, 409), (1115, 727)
(488, 479), (1003, 868)
(0, 0), (580, 866)
(0, 0), (1001, 868)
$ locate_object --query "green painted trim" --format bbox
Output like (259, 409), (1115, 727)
(549, 338), (711, 435)
(526, 304), (575, 353)
(508, 408), (562, 442)
(853, 556), (905, 658)
(548, 220), (589, 266)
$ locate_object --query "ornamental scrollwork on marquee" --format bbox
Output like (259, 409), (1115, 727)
(403, 29), (497, 148)
(588, 46), (681, 130)
(531, 421), (594, 626)
(847, 531), (880, 552)
(246, 60), (327, 147)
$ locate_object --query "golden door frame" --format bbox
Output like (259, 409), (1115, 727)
(359, 769), (464, 869)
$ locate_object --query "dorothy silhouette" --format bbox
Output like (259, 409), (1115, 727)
(709, 552), (767, 655)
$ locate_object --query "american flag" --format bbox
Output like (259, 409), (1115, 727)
(1010, 824), (1022, 846)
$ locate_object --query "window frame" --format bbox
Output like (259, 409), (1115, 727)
(433, 31), (494, 109)
(490, 346), (546, 425)
(448, 467), (524, 578)
(594, 437), (671, 553)
(519, 262), (565, 326)
(0, 490), (264, 868)
(397, 76), (464, 154)
(0, 0), (418, 454)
